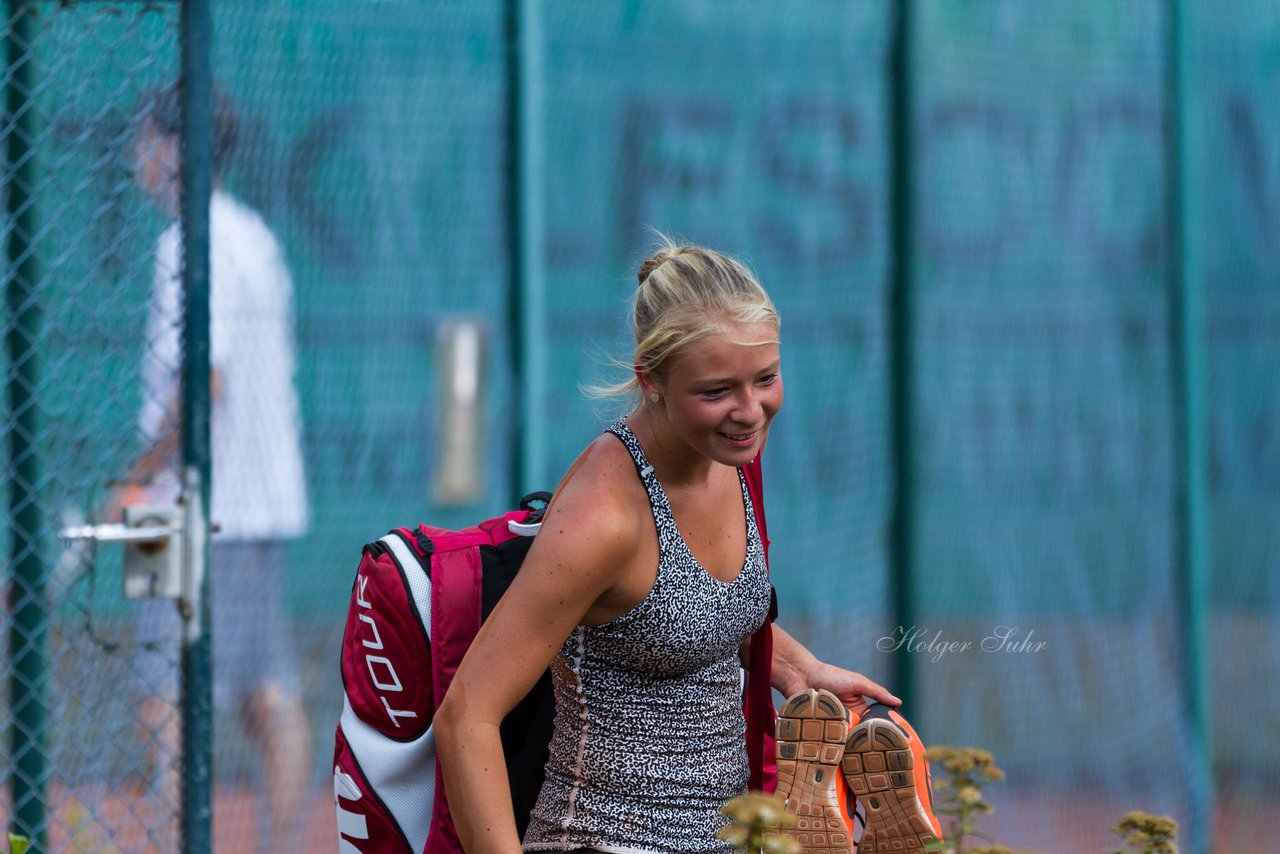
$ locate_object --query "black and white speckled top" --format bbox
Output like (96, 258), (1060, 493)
(522, 419), (772, 854)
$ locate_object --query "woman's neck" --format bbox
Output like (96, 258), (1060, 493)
(627, 405), (719, 490)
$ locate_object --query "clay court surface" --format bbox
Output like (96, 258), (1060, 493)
(4, 783), (1277, 852)
(2, 785), (334, 853)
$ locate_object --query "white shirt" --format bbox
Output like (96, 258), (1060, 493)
(140, 190), (309, 540)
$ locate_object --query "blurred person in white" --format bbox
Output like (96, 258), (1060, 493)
(120, 82), (312, 852)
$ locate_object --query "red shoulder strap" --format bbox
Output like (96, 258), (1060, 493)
(743, 456), (777, 793)
(423, 533), (484, 854)
(419, 504), (545, 854)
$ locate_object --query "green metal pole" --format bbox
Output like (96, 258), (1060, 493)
(888, 0), (918, 714)
(4, 2), (49, 849)
(1167, 3), (1212, 852)
(506, 0), (548, 501)
(179, 0), (213, 851)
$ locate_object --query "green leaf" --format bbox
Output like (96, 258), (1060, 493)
(8, 833), (31, 854)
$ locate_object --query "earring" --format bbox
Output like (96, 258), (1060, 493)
(649, 393), (660, 403)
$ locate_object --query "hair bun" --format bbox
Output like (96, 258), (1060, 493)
(637, 246), (681, 287)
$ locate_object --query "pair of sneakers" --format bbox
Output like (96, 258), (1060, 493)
(775, 689), (943, 853)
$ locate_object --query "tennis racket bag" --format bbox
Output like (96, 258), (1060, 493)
(333, 492), (555, 854)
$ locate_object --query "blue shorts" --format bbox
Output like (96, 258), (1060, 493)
(133, 540), (301, 707)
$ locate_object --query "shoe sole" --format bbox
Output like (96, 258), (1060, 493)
(775, 689), (852, 854)
(841, 717), (939, 852)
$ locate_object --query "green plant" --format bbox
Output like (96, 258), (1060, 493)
(7, 834), (31, 854)
(1110, 810), (1178, 854)
(921, 747), (1044, 854)
(922, 746), (1007, 852)
(717, 792), (800, 854)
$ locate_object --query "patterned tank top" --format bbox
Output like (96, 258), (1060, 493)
(522, 419), (772, 854)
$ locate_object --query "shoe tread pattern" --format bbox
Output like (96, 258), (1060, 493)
(775, 689), (851, 854)
(841, 719), (938, 852)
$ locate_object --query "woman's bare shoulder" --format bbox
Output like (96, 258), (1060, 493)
(542, 430), (646, 534)
(505, 431), (648, 611)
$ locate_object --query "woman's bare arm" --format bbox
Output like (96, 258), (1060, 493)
(434, 444), (642, 854)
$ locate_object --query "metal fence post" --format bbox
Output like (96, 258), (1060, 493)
(507, 0), (547, 501)
(4, 2), (48, 848)
(1167, 2), (1212, 851)
(180, 0), (214, 850)
(888, 0), (918, 713)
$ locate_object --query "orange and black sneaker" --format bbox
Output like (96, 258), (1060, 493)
(841, 703), (942, 852)
(775, 688), (855, 854)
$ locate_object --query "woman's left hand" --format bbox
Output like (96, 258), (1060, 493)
(769, 624), (903, 718)
(805, 661), (901, 719)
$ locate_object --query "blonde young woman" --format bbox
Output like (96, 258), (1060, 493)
(435, 241), (900, 854)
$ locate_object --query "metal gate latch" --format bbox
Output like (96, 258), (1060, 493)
(58, 504), (184, 599)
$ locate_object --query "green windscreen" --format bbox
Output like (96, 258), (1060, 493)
(1, 1), (1275, 850)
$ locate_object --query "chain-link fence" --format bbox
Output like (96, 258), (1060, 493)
(2, 2), (189, 851)
(3, 2), (1279, 852)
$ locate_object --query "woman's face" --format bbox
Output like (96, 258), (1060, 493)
(650, 321), (783, 468)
